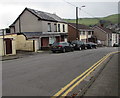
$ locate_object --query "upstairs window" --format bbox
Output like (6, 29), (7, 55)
(63, 24), (65, 32)
(48, 23), (51, 32)
(54, 24), (57, 32)
(88, 31), (91, 35)
(83, 31), (85, 35)
(58, 24), (60, 32)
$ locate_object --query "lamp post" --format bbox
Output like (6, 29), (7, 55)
(76, 7), (79, 40)
(76, 6), (85, 40)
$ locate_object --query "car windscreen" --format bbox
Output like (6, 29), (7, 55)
(71, 40), (79, 44)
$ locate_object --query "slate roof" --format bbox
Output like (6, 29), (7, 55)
(94, 26), (113, 33)
(69, 23), (93, 31)
(21, 32), (42, 39)
(20, 32), (60, 39)
(28, 8), (65, 22)
(10, 8), (66, 27)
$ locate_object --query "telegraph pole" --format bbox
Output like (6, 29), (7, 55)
(2, 29), (5, 56)
(76, 7), (79, 40)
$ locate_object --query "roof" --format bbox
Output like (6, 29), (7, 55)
(68, 23), (93, 31)
(94, 26), (113, 33)
(10, 8), (66, 26)
(20, 32), (61, 39)
(27, 8), (66, 22)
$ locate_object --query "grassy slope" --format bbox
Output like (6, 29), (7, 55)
(64, 14), (119, 26)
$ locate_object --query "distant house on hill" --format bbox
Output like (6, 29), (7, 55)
(10, 7), (68, 50)
(68, 23), (96, 43)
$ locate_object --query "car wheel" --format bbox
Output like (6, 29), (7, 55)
(52, 51), (56, 53)
(62, 48), (66, 53)
(85, 47), (87, 50)
(71, 48), (74, 52)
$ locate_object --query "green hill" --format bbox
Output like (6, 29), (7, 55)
(64, 14), (119, 26)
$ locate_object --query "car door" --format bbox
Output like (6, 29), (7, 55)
(65, 43), (70, 51)
(79, 41), (83, 49)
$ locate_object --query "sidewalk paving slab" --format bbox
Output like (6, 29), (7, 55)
(83, 53), (119, 96)
(1, 50), (51, 61)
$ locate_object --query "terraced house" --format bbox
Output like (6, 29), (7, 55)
(68, 23), (95, 43)
(10, 7), (68, 50)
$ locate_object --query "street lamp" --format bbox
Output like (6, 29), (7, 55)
(76, 6), (85, 40)
(80, 6), (85, 10)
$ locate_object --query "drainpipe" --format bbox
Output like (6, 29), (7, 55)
(33, 40), (35, 52)
(19, 18), (21, 33)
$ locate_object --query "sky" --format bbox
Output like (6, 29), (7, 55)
(0, 0), (119, 29)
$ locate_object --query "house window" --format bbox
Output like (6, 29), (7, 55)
(58, 24), (60, 32)
(80, 32), (81, 35)
(83, 31), (85, 35)
(88, 31), (91, 35)
(54, 24), (57, 32)
(92, 31), (94, 35)
(63, 24), (65, 32)
(48, 23), (51, 32)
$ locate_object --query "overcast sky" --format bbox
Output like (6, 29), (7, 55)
(0, 0), (119, 29)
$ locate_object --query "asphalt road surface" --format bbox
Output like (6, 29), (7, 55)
(2, 47), (118, 96)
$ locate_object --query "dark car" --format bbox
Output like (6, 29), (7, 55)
(113, 43), (120, 47)
(51, 42), (74, 53)
(86, 42), (97, 49)
(71, 40), (87, 50)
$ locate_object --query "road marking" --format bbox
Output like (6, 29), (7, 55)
(52, 51), (120, 97)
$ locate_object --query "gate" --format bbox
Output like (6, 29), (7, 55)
(5, 38), (12, 54)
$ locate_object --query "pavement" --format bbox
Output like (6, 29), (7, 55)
(83, 53), (119, 96)
(1, 50), (51, 61)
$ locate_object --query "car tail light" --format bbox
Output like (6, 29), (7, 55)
(58, 45), (62, 47)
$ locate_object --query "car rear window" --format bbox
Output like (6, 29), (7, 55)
(52, 42), (67, 46)
(52, 42), (60, 46)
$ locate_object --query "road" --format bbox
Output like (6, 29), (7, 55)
(2, 47), (118, 96)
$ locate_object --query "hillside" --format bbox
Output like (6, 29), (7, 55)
(64, 14), (119, 26)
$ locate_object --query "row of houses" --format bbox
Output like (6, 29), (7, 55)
(0, 7), (120, 56)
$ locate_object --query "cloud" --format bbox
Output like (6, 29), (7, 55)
(0, 0), (119, 29)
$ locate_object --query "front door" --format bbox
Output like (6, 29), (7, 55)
(5, 39), (12, 54)
(41, 37), (49, 50)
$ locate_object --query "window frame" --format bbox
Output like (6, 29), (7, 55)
(58, 24), (60, 32)
(48, 23), (51, 32)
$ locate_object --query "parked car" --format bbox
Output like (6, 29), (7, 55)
(51, 42), (74, 53)
(113, 43), (120, 47)
(71, 40), (87, 50)
(86, 42), (97, 49)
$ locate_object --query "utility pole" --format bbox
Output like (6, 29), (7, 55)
(76, 7), (79, 40)
(2, 29), (5, 56)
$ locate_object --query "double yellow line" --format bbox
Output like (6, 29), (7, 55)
(52, 51), (120, 97)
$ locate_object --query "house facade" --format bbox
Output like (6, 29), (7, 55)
(93, 26), (119, 46)
(68, 23), (95, 43)
(10, 8), (68, 50)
